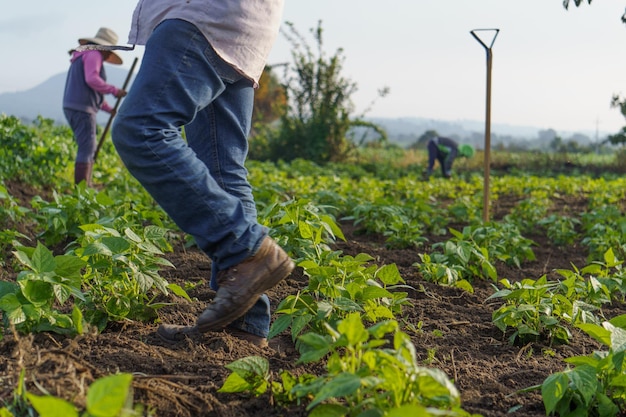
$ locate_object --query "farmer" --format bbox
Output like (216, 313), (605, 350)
(424, 136), (475, 179)
(112, 1), (294, 348)
(63, 27), (127, 187)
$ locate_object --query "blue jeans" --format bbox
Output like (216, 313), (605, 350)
(64, 109), (97, 163)
(111, 19), (270, 337)
(427, 140), (457, 178)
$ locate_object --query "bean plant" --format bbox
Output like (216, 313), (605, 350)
(0, 242), (86, 335)
(225, 314), (479, 417)
(537, 315), (626, 417)
(1, 370), (141, 417)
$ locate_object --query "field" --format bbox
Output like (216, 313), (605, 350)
(1, 116), (626, 417)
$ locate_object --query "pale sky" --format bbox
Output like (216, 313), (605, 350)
(1, 1), (626, 134)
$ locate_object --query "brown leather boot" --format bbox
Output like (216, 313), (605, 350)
(196, 237), (294, 332)
(156, 237), (293, 342)
(74, 162), (93, 187)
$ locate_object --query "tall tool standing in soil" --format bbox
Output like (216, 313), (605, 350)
(94, 57), (138, 161)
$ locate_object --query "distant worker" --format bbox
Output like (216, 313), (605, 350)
(63, 27), (127, 187)
(424, 136), (474, 179)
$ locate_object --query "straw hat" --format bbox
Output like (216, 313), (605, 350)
(78, 27), (123, 65)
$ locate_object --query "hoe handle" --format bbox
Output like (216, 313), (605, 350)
(94, 56), (138, 162)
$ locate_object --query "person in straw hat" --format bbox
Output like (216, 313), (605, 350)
(111, 1), (294, 349)
(63, 27), (127, 187)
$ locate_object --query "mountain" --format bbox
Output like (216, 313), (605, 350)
(0, 67), (131, 125)
(365, 117), (606, 149)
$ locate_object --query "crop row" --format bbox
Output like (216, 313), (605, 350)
(1, 115), (626, 416)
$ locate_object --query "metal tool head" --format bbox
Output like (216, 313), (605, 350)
(75, 44), (136, 52)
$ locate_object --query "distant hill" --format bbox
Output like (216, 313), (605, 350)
(0, 69), (606, 148)
(0, 67), (131, 125)
(366, 117), (606, 150)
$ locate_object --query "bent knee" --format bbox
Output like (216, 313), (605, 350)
(111, 114), (140, 157)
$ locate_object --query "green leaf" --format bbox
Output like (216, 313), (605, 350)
(609, 373), (626, 388)
(12, 250), (33, 270)
(82, 241), (113, 257)
(124, 228), (143, 243)
(394, 331), (418, 366)
(362, 286), (393, 301)
(0, 293), (22, 313)
(596, 392), (620, 417)
(298, 221), (313, 239)
(54, 255), (87, 281)
(609, 314), (626, 329)
(225, 356), (269, 381)
(368, 320), (398, 339)
(154, 257), (175, 268)
(0, 408), (15, 417)
(299, 259), (319, 270)
(5, 303), (27, 324)
(291, 314), (313, 339)
(101, 236), (131, 254)
(167, 283), (191, 302)
(80, 224), (119, 235)
(86, 373), (132, 417)
(364, 304), (395, 321)
(220, 356), (269, 396)
(376, 263), (403, 285)
(541, 372), (569, 414)
(565, 355), (600, 368)
(26, 393), (78, 417)
(134, 271), (154, 293)
(298, 333), (331, 364)
(31, 243), (56, 274)
(603, 247), (618, 267)
(307, 373), (362, 410)
(455, 279), (474, 293)
(577, 323), (611, 347)
(95, 192), (115, 206)
(137, 241), (163, 255)
(268, 314), (292, 339)
(72, 306), (84, 335)
(0, 281), (17, 297)
(52, 283), (71, 304)
(218, 372), (251, 393)
(20, 280), (53, 307)
(320, 214), (345, 241)
(144, 225), (168, 240)
(337, 313), (368, 346)
(604, 323), (626, 353)
(333, 297), (363, 313)
(354, 253), (375, 263)
(308, 403), (349, 417)
(568, 365), (598, 407)
(416, 368), (460, 404)
(106, 296), (131, 318)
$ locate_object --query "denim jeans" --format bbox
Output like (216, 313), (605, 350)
(427, 140), (457, 178)
(111, 19), (270, 337)
(64, 109), (97, 163)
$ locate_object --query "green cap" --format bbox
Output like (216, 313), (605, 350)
(458, 144), (475, 158)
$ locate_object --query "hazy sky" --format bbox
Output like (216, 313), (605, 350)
(2, 1), (626, 135)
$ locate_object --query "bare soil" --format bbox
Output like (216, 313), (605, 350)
(0, 182), (620, 417)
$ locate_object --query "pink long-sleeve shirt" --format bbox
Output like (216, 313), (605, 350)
(69, 50), (120, 113)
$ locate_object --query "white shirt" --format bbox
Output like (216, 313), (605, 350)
(128, 0), (284, 84)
